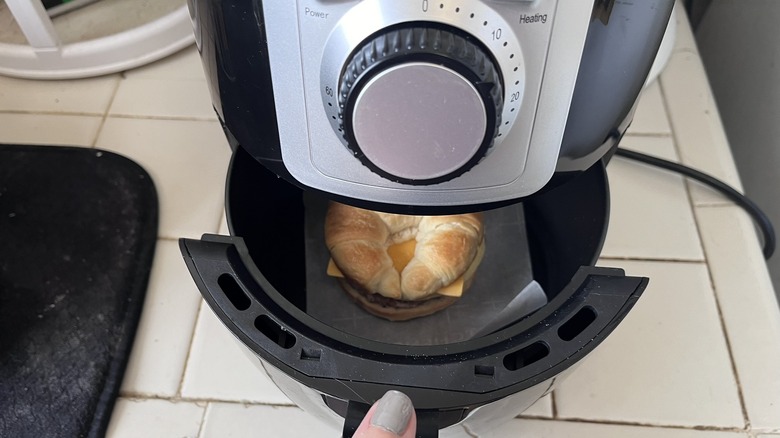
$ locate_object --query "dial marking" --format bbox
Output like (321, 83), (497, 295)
(321, 1), (526, 154)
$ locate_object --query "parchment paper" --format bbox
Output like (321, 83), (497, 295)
(303, 194), (545, 345)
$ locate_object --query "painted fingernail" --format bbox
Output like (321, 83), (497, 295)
(370, 390), (413, 436)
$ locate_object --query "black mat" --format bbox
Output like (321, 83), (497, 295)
(0, 145), (158, 437)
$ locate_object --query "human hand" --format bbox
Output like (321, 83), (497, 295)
(353, 390), (417, 438)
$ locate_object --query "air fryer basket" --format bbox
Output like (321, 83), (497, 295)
(180, 146), (648, 434)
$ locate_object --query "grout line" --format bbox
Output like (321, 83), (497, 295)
(91, 76), (123, 148)
(685, 178), (738, 200)
(658, 54), (692, 168)
(598, 255), (706, 264)
(516, 414), (555, 421)
(157, 205), (225, 243)
(672, 47), (700, 57)
(526, 415), (749, 433)
(693, 200), (736, 208)
(550, 391), (558, 419)
(657, 73), (709, 264)
(159, 235), (212, 242)
(0, 109), (104, 117)
(195, 402), (211, 438)
(158, 229), (228, 241)
(622, 132), (674, 139)
(176, 299), (205, 397)
(106, 113), (218, 122)
(119, 391), (296, 407)
(215, 209), (228, 235)
(461, 423), (480, 438)
(545, 378), (558, 419)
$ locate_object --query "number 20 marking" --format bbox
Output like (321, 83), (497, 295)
(510, 92), (520, 103)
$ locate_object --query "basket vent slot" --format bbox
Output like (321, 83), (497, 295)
(218, 273), (250, 311)
(558, 306), (597, 341)
(474, 365), (495, 378)
(503, 342), (549, 371)
(255, 315), (296, 349)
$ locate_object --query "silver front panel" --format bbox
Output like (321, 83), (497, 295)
(262, 0), (592, 206)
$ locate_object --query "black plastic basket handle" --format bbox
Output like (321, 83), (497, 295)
(342, 401), (439, 438)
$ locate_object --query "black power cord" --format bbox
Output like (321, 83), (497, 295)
(615, 147), (776, 260)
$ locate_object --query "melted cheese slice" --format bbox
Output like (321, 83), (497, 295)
(326, 240), (464, 297)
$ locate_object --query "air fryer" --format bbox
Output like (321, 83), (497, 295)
(180, 1), (675, 437)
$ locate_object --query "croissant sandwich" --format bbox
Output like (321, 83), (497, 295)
(324, 202), (485, 321)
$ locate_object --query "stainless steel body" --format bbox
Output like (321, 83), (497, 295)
(182, 1), (676, 436)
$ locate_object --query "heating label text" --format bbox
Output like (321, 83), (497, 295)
(519, 13), (548, 24)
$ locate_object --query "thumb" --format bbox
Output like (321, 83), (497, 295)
(353, 390), (417, 438)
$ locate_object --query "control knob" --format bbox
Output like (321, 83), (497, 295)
(337, 25), (504, 185)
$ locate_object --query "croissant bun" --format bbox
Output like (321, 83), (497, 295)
(400, 214), (483, 300)
(324, 202), (484, 301)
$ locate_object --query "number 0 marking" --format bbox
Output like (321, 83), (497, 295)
(422, 0), (429, 12)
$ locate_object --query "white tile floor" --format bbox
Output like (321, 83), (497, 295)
(1, 6), (779, 438)
(556, 260), (743, 428)
(489, 419), (749, 438)
(119, 240), (202, 398)
(0, 73), (119, 113)
(106, 398), (205, 438)
(695, 206), (780, 430)
(660, 50), (744, 206)
(180, 306), (293, 405)
(94, 117), (230, 239)
(199, 404), (339, 438)
(600, 135), (704, 261)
